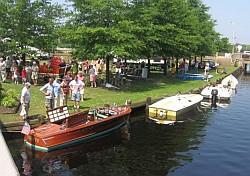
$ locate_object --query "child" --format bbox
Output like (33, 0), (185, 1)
(13, 66), (19, 84)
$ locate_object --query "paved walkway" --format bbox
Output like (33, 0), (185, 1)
(0, 130), (19, 176)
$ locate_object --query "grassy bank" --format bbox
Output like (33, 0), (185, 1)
(0, 67), (238, 123)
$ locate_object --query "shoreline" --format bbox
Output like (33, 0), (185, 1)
(0, 67), (241, 131)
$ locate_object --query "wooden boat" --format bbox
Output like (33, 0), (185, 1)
(201, 84), (232, 100)
(221, 74), (238, 89)
(25, 131), (124, 160)
(148, 94), (203, 124)
(24, 106), (131, 152)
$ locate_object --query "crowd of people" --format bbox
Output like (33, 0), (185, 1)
(0, 56), (39, 85)
(20, 72), (86, 120)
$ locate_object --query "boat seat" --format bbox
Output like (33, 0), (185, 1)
(96, 113), (108, 119)
(67, 114), (87, 127)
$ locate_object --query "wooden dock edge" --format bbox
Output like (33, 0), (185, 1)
(0, 130), (20, 175)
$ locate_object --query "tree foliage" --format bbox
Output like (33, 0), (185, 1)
(61, 0), (226, 60)
(0, 0), (231, 60)
(0, 0), (63, 55)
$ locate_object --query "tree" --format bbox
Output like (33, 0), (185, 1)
(0, 0), (63, 56)
(215, 37), (232, 53)
(187, 0), (219, 57)
(63, 0), (144, 82)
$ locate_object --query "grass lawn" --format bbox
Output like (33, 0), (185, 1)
(0, 66), (238, 123)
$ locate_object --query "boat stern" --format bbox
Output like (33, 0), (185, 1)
(148, 107), (177, 121)
(24, 132), (49, 152)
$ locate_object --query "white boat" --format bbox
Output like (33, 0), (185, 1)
(200, 101), (230, 108)
(148, 94), (203, 124)
(221, 74), (238, 89)
(201, 84), (232, 100)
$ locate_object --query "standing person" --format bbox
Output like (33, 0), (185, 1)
(21, 67), (27, 84)
(71, 61), (78, 75)
(25, 63), (32, 83)
(31, 62), (39, 85)
(13, 65), (19, 84)
(89, 65), (96, 88)
(60, 78), (70, 106)
(20, 82), (31, 120)
(195, 62), (199, 73)
(184, 62), (189, 73)
(0, 57), (7, 82)
(83, 59), (89, 74)
(69, 75), (83, 111)
(53, 78), (61, 109)
(40, 77), (55, 110)
(77, 71), (85, 102)
(5, 57), (12, 79)
(204, 62), (210, 82)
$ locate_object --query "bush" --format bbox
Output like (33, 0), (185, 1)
(0, 89), (19, 107)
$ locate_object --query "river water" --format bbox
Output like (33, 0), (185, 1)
(5, 74), (250, 176)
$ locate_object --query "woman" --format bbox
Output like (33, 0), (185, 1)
(60, 78), (70, 106)
(89, 65), (97, 88)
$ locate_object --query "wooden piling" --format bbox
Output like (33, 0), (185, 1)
(145, 97), (152, 118)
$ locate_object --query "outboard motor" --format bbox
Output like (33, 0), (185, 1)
(211, 89), (218, 108)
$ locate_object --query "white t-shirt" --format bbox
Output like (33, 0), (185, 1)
(21, 87), (31, 104)
(69, 80), (84, 94)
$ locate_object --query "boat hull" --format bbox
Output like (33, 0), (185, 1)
(201, 84), (232, 100)
(148, 94), (203, 122)
(221, 74), (238, 90)
(24, 107), (131, 152)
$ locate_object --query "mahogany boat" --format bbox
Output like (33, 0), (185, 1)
(24, 106), (131, 152)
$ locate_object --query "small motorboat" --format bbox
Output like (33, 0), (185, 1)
(201, 84), (232, 100)
(24, 106), (131, 152)
(148, 94), (203, 124)
(177, 73), (213, 80)
(221, 74), (238, 89)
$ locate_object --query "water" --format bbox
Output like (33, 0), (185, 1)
(5, 74), (250, 176)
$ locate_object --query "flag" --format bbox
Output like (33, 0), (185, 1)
(21, 121), (31, 135)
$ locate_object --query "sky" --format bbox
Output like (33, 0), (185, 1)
(53, 0), (250, 44)
(202, 0), (250, 44)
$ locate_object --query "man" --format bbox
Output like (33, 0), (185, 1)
(69, 75), (83, 111)
(40, 77), (55, 110)
(20, 82), (31, 120)
(53, 78), (61, 109)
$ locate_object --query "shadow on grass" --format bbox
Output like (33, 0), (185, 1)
(120, 73), (190, 93)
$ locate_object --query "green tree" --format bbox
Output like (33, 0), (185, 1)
(187, 0), (218, 57)
(215, 37), (232, 53)
(0, 0), (63, 56)
(63, 0), (143, 82)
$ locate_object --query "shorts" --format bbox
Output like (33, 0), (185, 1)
(80, 88), (84, 95)
(45, 98), (54, 110)
(71, 92), (80, 102)
(31, 72), (38, 79)
(90, 75), (96, 82)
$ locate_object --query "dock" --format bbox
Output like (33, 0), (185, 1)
(0, 129), (20, 176)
